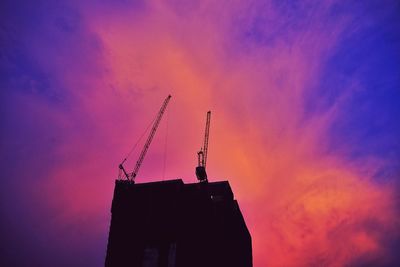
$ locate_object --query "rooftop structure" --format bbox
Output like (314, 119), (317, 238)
(105, 179), (252, 267)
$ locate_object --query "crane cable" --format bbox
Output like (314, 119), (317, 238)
(120, 114), (157, 167)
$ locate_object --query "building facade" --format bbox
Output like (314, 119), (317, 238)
(105, 179), (252, 267)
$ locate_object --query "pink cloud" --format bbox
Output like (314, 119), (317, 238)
(7, 0), (397, 266)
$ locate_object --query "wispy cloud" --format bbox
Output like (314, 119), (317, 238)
(1, 0), (399, 266)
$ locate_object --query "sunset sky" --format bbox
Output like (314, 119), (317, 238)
(1, 0), (400, 266)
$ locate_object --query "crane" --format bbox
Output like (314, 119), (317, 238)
(196, 111), (211, 183)
(119, 94), (172, 183)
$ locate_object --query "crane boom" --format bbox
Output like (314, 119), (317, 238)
(203, 111), (211, 167)
(118, 95), (171, 182)
(131, 95), (171, 181)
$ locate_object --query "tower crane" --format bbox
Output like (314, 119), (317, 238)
(119, 95), (172, 183)
(196, 111), (211, 183)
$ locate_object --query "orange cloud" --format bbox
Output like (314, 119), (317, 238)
(25, 1), (399, 266)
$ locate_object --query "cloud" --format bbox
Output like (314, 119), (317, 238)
(1, 0), (399, 266)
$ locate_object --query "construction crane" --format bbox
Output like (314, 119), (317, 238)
(119, 95), (172, 183)
(196, 111), (211, 183)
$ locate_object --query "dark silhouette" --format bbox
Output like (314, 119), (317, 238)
(196, 111), (211, 183)
(119, 95), (172, 182)
(105, 179), (252, 267)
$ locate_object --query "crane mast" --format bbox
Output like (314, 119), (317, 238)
(119, 95), (171, 183)
(196, 111), (211, 182)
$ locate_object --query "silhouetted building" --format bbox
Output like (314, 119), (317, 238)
(105, 179), (252, 267)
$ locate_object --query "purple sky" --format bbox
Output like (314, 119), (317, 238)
(1, 0), (400, 266)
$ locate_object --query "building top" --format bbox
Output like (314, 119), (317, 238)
(106, 179), (252, 267)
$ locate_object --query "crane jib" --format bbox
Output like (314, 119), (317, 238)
(120, 95), (172, 183)
(203, 111), (211, 167)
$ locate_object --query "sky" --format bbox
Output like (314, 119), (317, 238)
(1, 0), (400, 266)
